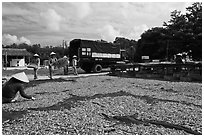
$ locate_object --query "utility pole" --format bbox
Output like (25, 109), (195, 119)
(166, 40), (169, 61)
(5, 52), (7, 70)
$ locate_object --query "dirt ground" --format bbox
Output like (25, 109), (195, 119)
(2, 67), (85, 77)
(2, 74), (202, 135)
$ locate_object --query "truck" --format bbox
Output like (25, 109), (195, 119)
(68, 39), (126, 73)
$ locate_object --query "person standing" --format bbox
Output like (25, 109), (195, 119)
(63, 55), (69, 75)
(2, 72), (36, 103)
(72, 55), (78, 75)
(175, 53), (184, 64)
(48, 52), (57, 79)
(175, 53), (183, 72)
(33, 54), (40, 80)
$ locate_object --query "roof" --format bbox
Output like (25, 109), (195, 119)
(2, 48), (31, 56)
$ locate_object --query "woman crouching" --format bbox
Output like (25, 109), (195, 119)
(2, 72), (35, 103)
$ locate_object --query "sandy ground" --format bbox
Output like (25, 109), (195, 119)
(2, 75), (202, 135)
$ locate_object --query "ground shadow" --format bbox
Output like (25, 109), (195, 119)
(34, 89), (72, 96)
(28, 90), (201, 112)
(2, 109), (27, 123)
(100, 113), (202, 135)
(25, 78), (77, 89)
(3, 90), (201, 127)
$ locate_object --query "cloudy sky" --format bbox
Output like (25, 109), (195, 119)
(2, 2), (193, 46)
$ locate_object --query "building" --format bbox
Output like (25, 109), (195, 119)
(2, 48), (32, 67)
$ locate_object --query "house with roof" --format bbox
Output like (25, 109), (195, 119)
(2, 48), (32, 67)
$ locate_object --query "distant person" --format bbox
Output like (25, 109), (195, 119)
(33, 54), (40, 79)
(48, 52), (57, 79)
(175, 53), (183, 72)
(182, 52), (187, 63)
(187, 50), (193, 61)
(175, 53), (183, 64)
(2, 72), (36, 103)
(72, 55), (78, 75)
(63, 55), (69, 75)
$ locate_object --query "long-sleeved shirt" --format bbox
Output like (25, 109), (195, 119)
(48, 57), (57, 66)
(72, 59), (77, 67)
(2, 78), (32, 99)
(34, 58), (40, 67)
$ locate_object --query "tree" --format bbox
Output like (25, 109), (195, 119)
(138, 27), (169, 60)
(114, 37), (130, 49)
(137, 2), (202, 61)
(164, 2), (202, 60)
(113, 37), (138, 62)
(185, 2), (202, 60)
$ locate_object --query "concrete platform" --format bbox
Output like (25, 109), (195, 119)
(27, 72), (109, 81)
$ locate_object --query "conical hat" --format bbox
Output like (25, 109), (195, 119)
(50, 52), (56, 55)
(177, 53), (182, 56)
(34, 54), (39, 57)
(11, 72), (29, 83)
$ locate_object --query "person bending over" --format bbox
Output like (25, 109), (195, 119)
(2, 72), (35, 103)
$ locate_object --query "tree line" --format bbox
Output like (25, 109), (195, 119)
(136, 2), (202, 62)
(114, 2), (202, 62)
(3, 43), (69, 63)
(2, 2), (202, 63)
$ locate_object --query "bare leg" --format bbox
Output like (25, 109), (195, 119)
(34, 68), (38, 79)
(73, 66), (78, 75)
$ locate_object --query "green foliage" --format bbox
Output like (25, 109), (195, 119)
(3, 3), (201, 63)
(3, 43), (69, 65)
(138, 2), (202, 61)
(138, 27), (168, 60)
(113, 37), (138, 62)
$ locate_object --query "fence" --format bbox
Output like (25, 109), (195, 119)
(110, 62), (202, 82)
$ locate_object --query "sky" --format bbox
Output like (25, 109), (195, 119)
(2, 1), (194, 47)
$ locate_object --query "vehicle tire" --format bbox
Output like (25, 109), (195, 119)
(93, 64), (102, 73)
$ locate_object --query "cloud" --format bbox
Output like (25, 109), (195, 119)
(2, 2), (191, 46)
(98, 24), (122, 42)
(127, 24), (149, 40)
(40, 9), (63, 31)
(2, 34), (31, 45)
(19, 36), (31, 45)
(71, 2), (92, 19)
(97, 24), (149, 42)
(2, 3), (29, 16)
(120, 2), (131, 19)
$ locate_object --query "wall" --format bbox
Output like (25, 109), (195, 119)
(10, 59), (25, 67)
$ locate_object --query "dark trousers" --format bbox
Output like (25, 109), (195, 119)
(73, 66), (78, 75)
(34, 68), (38, 79)
(49, 65), (53, 79)
(64, 65), (69, 75)
(2, 93), (19, 103)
